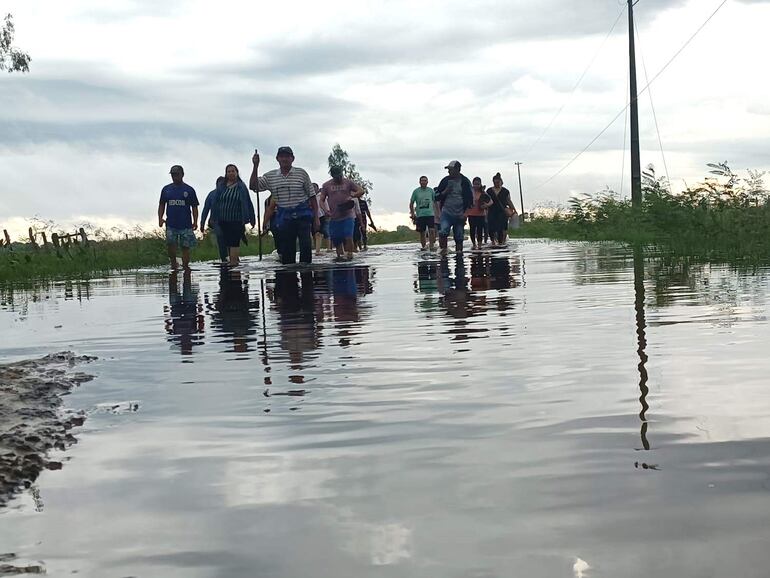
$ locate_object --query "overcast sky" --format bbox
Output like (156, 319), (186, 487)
(1, 0), (769, 235)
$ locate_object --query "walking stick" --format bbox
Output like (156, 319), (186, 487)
(257, 189), (263, 261)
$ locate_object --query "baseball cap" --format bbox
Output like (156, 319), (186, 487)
(169, 165), (184, 174)
(445, 160), (461, 169)
(276, 146), (294, 156)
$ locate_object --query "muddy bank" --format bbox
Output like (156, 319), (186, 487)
(0, 352), (95, 509)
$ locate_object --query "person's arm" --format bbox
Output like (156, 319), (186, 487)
(262, 197), (276, 234)
(192, 205), (199, 231)
(249, 151), (260, 191)
(200, 194), (211, 231)
(352, 183), (364, 198)
(158, 190), (166, 227)
(364, 205), (376, 230)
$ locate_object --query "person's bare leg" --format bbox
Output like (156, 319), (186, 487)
(229, 246), (240, 267)
(439, 235), (448, 255)
(335, 241), (345, 259)
(419, 230), (427, 250)
(181, 247), (192, 270)
(168, 244), (179, 270)
(429, 228), (437, 251)
(315, 232), (322, 256)
(344, 238), (354, 260)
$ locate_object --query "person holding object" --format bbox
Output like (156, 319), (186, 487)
(251, 147), (319, 265)
(321, 165), (364, 261)
(158, 164), (199, 271)
(485, 172), (517, 246)
(203, 164), (255, 267)
(410, 176), (437, 251)
(434, 160), (473, 255)
(200, 176), (228, 263)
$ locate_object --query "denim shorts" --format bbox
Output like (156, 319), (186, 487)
(329, 217), (355, 245)
(438, 213), (466, 244)
(166, 227), (197, 248)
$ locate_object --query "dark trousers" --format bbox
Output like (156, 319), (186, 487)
(213, 224), (228, 261)
(468, 216), (486, 246)
(279, 218), (313, 265)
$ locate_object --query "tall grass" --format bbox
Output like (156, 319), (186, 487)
(513, 164), (770, 262)
(0, 232), (275, 282)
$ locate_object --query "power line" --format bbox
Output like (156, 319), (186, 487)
(532, 0), (729, 192)
(525, 5), (627, 155)
(635, 15), (671, 190)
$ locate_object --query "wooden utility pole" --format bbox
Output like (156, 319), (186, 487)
(628, 0), (642, 208)
(515, 162), (525, 223)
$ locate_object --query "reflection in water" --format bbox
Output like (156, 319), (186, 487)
(205, 269), (259, 354)
(164, 271), (204, 358)
(415, 253), (521, 343)
(634, 246), (652, 458)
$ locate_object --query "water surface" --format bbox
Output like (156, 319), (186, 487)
(2, 242), (770, 577)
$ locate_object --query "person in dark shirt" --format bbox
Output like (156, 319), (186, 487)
(485, 172), (517, 246)
(158, 165), (199, 270)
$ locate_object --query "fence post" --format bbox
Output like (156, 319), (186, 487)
(79, 228), (89, 246)
(2, 229), (10, 250)
(52, 233), (60, 248)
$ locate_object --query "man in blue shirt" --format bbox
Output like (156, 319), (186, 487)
(158, 165), (199, 270)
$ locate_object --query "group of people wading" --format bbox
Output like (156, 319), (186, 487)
(157, 148), (516, 271)
(409, 160), (519, 253)
(157, 147), (376, 270)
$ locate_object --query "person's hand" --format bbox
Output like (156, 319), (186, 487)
(158, 218), (165, 228)
(192, 222), (198, 231)
(252, 150), (260, 166)
(369, 223), (378, 231)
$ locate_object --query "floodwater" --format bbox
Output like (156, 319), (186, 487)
(2, 241), (770, 577)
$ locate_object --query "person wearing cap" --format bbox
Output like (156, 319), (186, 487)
(158, 165), (199, 270)
(250, 147), (320, 265)
(434, 160), (473, 254)
(320, 165), (364, 261)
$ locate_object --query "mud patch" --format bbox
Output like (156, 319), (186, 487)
(0, 352), (96, 509)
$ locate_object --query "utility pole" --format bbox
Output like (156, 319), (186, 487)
(628, 0), (642, 209)
(515, 162), (525, 223)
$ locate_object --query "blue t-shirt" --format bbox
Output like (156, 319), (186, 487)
(160, 183), (199, 229)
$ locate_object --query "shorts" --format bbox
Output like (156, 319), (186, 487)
(166, 227), (197, 248)
(415, 216), (436, 233)
(438, 213), (466, 244)
(329, 217), (356, 245)
(219, 221), (245, 248)
(314, 216), (330, 239)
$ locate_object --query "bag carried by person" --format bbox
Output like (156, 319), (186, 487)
(274, 200), (314, 230)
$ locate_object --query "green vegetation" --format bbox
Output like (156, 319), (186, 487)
(367, 226), (420, 245)
(1, 13), (30, 73)
(0, 232), (275, 282)
(512, 164), (770, 263)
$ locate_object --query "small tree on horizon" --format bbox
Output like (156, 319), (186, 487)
(327, 143), (374, 203)
(1, 14), (31, 73)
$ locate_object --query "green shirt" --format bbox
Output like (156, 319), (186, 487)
(410, 187), (435, 218)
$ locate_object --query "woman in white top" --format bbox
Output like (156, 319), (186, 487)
(313, 183), (332, 255)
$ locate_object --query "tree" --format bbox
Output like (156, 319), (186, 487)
(1, 14), (30, 73)
(327, 143), (374, 202)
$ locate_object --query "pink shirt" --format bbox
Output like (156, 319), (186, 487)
(321, 178), (358, 221)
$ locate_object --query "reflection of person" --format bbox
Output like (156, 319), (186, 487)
(435, 160), (473, 255)
(321, 166), (364, 261)
(251, 147), (319, 265)
(158, 165), (199, 271)
(206, 164), (256, 267)
(410, 176), (437, 251)
(201, 176), (228, 262)
(486, 173), (517, 246)
(466, 177), (489, 250)
(165, 270), (203, 356)
(208, 269), (258, 353)
(271, 270), (320, 366)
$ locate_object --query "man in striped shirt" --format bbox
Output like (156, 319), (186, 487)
(250, 146), (320, 265)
